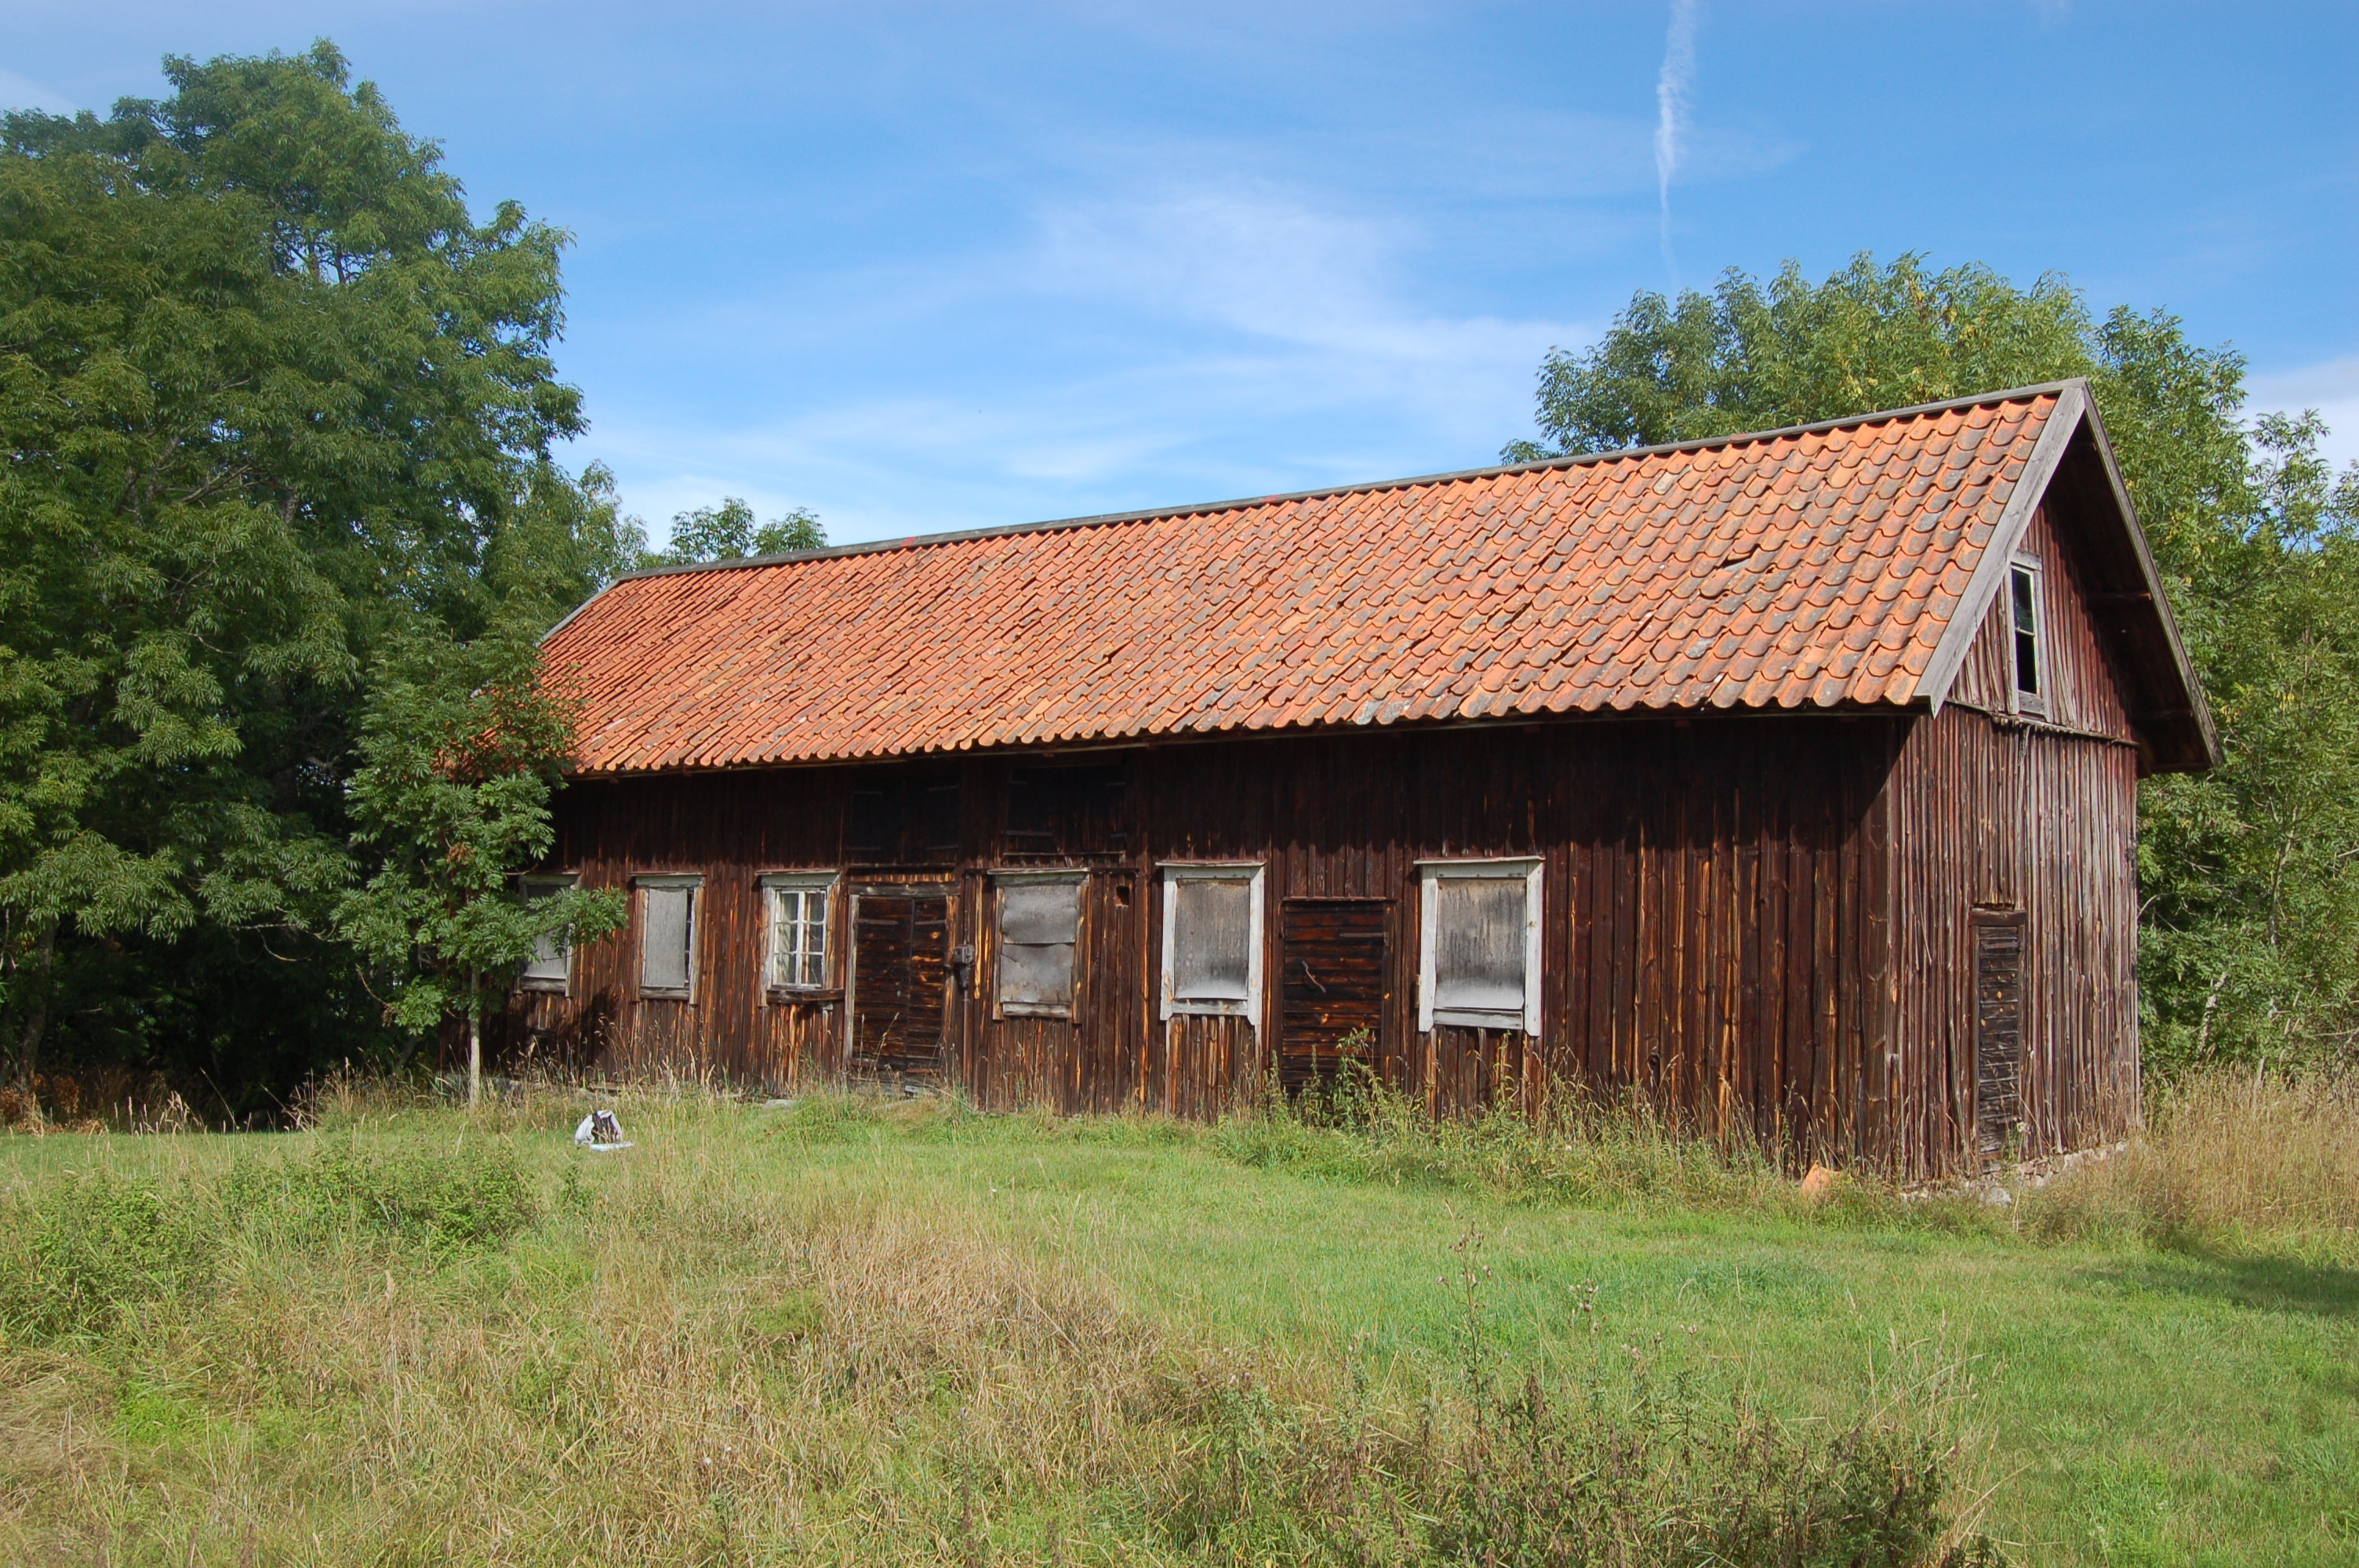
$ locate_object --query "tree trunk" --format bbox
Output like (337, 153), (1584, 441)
(467, 967), (482, 1109)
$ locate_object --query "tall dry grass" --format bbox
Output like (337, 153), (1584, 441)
(2019, 1069), (2359, 1259)
(0, 1087), (1994, 1566)
(1220, 1058), (2359, 1261)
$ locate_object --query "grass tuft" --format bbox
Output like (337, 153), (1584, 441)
(2019, 1069), (2359, 1260)
(0, 1169), (218, 1341)
(226, 1135), (541, 1250)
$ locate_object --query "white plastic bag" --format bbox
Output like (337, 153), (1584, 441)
(572, 1109), (634, 1152)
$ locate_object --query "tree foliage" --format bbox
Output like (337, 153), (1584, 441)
(0, 43), (633, 1104)
(655, 498), (826, 565)
(335, 626), (624, 1051)
(1511, 254), (2359, 1070)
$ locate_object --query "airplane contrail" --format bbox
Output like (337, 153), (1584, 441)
(1654, 0), (1701, 286)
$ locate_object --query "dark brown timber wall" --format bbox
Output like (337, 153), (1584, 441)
(504, 714), (2021, 1172)
(1888, 500), (2145, 1171)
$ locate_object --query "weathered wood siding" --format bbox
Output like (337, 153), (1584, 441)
(1886, 502), (2145, 1171)
(1888, 706), (2140, 1168)
(1945, 506), (2135, 742)
(511, 715), (1939, 1170)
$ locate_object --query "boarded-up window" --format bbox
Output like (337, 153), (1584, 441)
(519, 874), (576, 993)
(1161, 865), (1263, 1018)
(848, 770), (961, 865)
(2010, 560), (2044, 707)
(1005, 764), (1129, 860)
(1418, 860), (1540, 1032)
(638, 877), (700, 996)
(763, 872), (835, 989)
(996, 873), (1083, 1016)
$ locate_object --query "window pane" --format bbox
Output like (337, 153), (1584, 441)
(769, 886), (828, 988)
(1001, 880), (1081, 943)
(998, 879), (1081, 1010)
(642, 887), (693, 991)
(522, 931), (567, 983)
(1433, 877), (1525, 1014)
(998, 940), (1075, 1008)
(522, 883), (569, 982)
(1172, 877), (1252, 1000)
(2011, 567), (2040, 695)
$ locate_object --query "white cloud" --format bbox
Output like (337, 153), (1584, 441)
(0, 67), (76, 114)
(583, 182), (1592, 543)
(2248, 357), (2359, 470)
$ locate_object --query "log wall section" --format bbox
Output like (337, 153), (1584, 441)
(510, 716), (1932, 1170)
(1887, 503), (2144, 1170)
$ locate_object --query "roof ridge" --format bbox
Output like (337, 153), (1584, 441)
(595, 379), (2085, 590)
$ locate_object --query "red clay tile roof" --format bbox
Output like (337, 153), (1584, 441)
(545, 385), (2121, 775)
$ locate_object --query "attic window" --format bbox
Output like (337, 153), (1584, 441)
(761, 872), (836, 990)
(1160, 864), (1264, 1020)
(2009, 560), (2045, 713)
(518, 874), (577, 994)
(1417, 859), (1542, 1033)
(637, 874), (702, 998)
(996, 871), (1085, 1018)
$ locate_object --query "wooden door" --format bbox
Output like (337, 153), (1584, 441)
(850, 891), (951, 1083)
(1279, 898), (1390, 1091)
(1972, 914), (2026, 1164)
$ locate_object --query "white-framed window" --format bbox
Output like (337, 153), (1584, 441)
(518, 873), (577, 994)
(1158, 862), (1264, 1021)
(2008, 557), (2046, 714)
(636, 873), (702, 999)
(761, 871), (837, 991)
(994, 869), (1085, 1018)
(1416, 858), (1542, 1033)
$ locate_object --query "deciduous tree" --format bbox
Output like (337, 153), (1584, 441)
(656, 498), (826, 564)
(0, 44), (631, 1104)
(1509, 254), (2359, 1069)
(335, 626), (625, 1105)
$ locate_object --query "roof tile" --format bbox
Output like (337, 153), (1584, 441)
(546, 391), (2063, 772)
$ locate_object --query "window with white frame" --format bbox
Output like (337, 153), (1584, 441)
(518, 873), (577, 993)
(995, 871), (1085, 1017)
(2008, 558), (2045, 713)
(762, 871), (836, 990)
(637, 874), (701, 997)
(1159, 863), (1263, 1019)
(1417, 858), (1542, 1033)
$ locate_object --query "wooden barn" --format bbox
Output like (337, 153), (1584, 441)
(513, 380), (2215, 1178)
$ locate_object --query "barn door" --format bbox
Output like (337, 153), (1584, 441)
(1279, 898), (1390, 1091)
(1972, 913), (2026, 1165)
(850, 891), (951, 1083)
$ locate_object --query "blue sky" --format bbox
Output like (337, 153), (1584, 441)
(7, 2), (2355, 547)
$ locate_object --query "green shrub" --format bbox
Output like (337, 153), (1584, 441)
(227, 1137), (540, 1250)
(0, 1171), (221, 1341)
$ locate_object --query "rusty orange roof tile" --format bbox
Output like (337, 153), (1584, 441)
(543, 385), (2124, 775)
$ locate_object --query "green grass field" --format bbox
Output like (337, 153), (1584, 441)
(1, 1085), (2353, 1565)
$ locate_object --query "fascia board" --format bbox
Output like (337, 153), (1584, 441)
(1914, 380), (2088, 713)
(2074, 394), (2223, 769)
